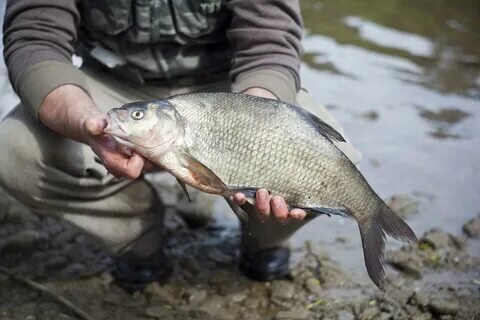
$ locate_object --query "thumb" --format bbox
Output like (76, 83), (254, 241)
(83, 115), (107, 136)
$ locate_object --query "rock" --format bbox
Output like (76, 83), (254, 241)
(0, 230), (45, 253)
(413, 292), (430, 308)
(361, 307), (380, 320)
(25, 315), (37, 320)
(144, 283), (177, 305)
(387, 251), (422, 278)
(144, 306), (171, 319)
(411, 313), (433, 320)
(428, 298), (459, 315)
(53, 229), (79, 247)
(185, 288), (207, 305)
(271, 281), (295, 300)
(336, 310), (355, 320)
(419, 230), (455, 249)
(60, 263), (86, 277)
(462, 215), (480, 238)
(387, 195), (419, 218)
(304, 277), (322, 295)
(275, 308), (311, 320)
(45, 256), (69, 270)
(0, 274), (9, 284)
(55, 313), (75, 320)
(207, 248), (233, 264)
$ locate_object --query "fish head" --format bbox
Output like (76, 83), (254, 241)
(105, 100), (183, 156)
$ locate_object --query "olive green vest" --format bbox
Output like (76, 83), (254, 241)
(78, 0), (232, 85)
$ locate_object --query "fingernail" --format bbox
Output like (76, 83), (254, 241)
(258, 189), (267, 200)
(272, 196), (283, 209)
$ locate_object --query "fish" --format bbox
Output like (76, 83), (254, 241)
(104, 92), (417, 290)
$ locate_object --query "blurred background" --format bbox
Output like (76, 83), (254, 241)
(0, 1), (479, 319)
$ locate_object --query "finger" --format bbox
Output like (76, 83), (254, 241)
(83, 115), (107, 136)
(255, 188), (270, 217)
(289, 208), (307, 221)
(123, 153), (145, 179)
(271, 196), (289, 223)
(233, 192), (246, 205)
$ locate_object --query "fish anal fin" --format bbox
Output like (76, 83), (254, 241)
(301, 206), (349, 220)
(292, 106), (346, 142)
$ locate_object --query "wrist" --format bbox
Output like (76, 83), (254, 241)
(39, 85), (101, 143)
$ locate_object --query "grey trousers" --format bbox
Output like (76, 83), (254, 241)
(0, 67), (361, 256)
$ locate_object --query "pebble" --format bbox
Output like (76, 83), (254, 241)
(462, 215), (480, 238)
(420, 230), (453, 249)
(186, 288), (207, 305)
(144, 306), (171, 319)
(207, 248), (232, 264)
(387, 251), (422, 278)
(304, 277), (322, 295)
(275, 308), (311, 320)
(428, 298), (459, 315)
(55, 313), (75, 320)
(271, 280), (295, 300)
(336, 310), (355, 320)
(0, 230), (44, 253)
(361, 307), (380, 320)
(60, 263), (86, 277)
(45, 256), (69, 270)
(0, 274), (9, 284)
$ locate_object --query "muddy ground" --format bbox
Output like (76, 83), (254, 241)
(0, 184), (479, 320)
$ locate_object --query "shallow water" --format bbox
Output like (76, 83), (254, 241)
(1, 0), (479, 279)
(293, 0), (480, 277)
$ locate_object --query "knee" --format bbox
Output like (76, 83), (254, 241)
(0, 107), (43, 205)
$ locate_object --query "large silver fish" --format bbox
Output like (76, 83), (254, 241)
(104, 92), (417, 290)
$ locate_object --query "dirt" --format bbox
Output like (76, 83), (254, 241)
(0, 187), (479, 320)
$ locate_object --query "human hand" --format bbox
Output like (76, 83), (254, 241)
(82, 115), (159, 179)
(233, 189), (307, 223)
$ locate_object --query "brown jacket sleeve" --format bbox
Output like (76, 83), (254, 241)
(3, 0), (89, 119)
(226, 0), (303, 103)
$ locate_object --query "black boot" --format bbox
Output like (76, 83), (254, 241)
(113, 248), (172, 293)
(239, 247), (290, 282)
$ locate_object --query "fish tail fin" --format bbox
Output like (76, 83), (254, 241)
(358, 204), (417, 290)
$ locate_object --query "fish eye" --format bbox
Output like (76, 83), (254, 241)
(131, 110), (144, 120)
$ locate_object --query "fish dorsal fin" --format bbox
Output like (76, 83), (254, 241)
(181, 151), (228, 191)
(292, 106), (346, 142)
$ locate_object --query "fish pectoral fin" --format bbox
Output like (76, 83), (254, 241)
(176, 178), (191, 202)
(301, 206), (350, 220)
(180, 151), (228, 192)
(292, 106), (346, 142)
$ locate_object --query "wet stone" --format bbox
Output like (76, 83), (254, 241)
(271, 280), (295, 300)
(304, 277), (322, 295)
(336, 310), (355, 320)
(60, 263), (86, 277)
(428, 298), (459, 315)
(419, 230), (454, 249)
(275, 308), (311, 320)
(207, 248), (232, 264)
(462, 215), (480, 238)
(387, 195), (419, 218)
(55, 313), (75, 320)
(387, 251), (422, 278)
(144, 306), (171, 319)
(361, 307), (380, 320)
(0, 230), (45, 253)
(45, 256), (69, 270)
